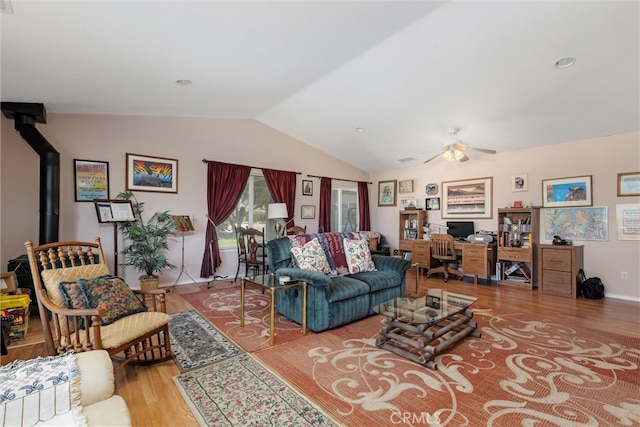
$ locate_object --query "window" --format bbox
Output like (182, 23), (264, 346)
(331, 187), (358, 232)
(216, 174), (274, 249)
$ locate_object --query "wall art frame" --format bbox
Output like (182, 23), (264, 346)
(378, 180), (397, 207)
(542, 175), (592, 208)
(425, 183), (438, 195)
(301, 205), (315, 219)
(425, 197), (441, 211)
(398, 179), (414, 193)
(616, 203), (640, 240)
(511, 173), (528, 192)
(126, 153), (178, 193)
(442, 177), (493, 219)
(617, 172), (640, 197)
(302, 179), (313, 196)
(399, 197), (417, 209)
(74, 159), (109, 202)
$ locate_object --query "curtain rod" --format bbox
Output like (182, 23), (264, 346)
(307, 174), (372, 184)
(201, 159), (301, 175)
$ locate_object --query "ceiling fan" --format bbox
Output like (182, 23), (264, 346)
(423, 128), (496, 164)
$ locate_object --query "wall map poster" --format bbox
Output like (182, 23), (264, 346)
(544, 207), (608, 241)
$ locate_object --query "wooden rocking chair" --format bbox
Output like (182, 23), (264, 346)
(25, 238), (174, 372)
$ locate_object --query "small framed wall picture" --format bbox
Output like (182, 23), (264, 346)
(378, 180), (397, 206)
(398, 179), (414, 193)
(425, 183), (438, 195)
(511, 173), (528, 192)
(302, 180), (313, 196)
(426, 197), (441, 210)
(301, 205), (315, 219)
(617, 172), (640, 196)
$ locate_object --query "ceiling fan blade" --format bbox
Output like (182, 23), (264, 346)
(466, 146), (496, 154)
(423, 151), (444, 164)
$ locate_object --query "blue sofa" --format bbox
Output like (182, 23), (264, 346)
(265, 232), (411, 332)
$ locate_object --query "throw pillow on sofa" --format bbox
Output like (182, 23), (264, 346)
(290, 238), (331, 274)
(343, 238), (377, 273)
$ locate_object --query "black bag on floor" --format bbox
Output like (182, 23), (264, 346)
(578, 269), (604, 299)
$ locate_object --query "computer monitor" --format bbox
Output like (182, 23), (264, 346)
(446, 221), (475, 240)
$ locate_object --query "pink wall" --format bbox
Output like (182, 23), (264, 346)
(1, 114), (367, 286)
(371, 132), (640, 300)
(2, 113), (638, 300)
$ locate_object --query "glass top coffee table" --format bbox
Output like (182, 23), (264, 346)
(241, 274), (307, 346)
(373, 289), (480, 369)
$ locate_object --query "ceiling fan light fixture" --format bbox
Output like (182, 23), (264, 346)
(453, 148), (466, 160)
(442, 149), (453, 161)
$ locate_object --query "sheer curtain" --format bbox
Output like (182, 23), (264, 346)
(200, 161), (251, 277)
(262, 168), (297, 226)
(318, 177), (332, 232)
(358, 181), (371, 231)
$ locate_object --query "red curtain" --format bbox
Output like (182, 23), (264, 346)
(318, 177), (332, 232)
(200, 161), (251, 277)
(358, 181), (371, 231)
(262, 168), (297, 226)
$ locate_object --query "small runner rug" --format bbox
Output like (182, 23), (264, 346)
(172, 353), (339, 427)
(168, 310), (243, 372)
(180, 284), (313, 352)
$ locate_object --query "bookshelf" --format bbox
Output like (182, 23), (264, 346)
(398, 210), (428, 252)
(496, 207), (539, 289)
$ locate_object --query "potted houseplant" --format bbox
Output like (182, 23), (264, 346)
(116, 191), (177, 289)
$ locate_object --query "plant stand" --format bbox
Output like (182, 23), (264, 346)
(140, 276), (159, 291)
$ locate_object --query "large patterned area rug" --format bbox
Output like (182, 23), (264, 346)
(181, 284), (313, 352)
(172, 353), (339, 427)
(252, 310), (640, 426)
(168, 310), (242, 372)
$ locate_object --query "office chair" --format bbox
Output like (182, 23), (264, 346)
(426, 234), (464, 282)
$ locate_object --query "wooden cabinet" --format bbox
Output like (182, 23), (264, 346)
(496, 208), (539, 288)
(538, 244), (584, 297)
(398, 210), (428, 251)
(463, 244), (495, 279)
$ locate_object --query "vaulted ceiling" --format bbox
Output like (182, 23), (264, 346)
(2, 1), (638, 172)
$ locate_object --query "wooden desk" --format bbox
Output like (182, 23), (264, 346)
(407, 240), (496, 285)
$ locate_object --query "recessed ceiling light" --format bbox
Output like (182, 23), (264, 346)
(355, 127), (365, 133)
(175, 79), (192, 86)
(555, 57), (576, 69)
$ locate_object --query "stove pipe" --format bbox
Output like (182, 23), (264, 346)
(2, 102), (59, 244)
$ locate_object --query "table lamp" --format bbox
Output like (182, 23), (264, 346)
(267, 203), (288, 236)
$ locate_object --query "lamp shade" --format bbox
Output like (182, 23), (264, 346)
(268, 203), (288, 219)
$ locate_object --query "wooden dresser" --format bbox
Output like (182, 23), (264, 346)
(537, 244), (584, 297)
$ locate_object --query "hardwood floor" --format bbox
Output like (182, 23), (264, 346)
(2, 273), (639, 426)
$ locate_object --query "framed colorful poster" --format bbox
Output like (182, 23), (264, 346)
(126, 153), (178, 193)
(74, 159), (109, 202)
(542, 175), (592, 208)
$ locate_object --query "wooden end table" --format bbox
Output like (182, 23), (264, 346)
(373, 289), (480, 369)
(240, 274), (307, 345)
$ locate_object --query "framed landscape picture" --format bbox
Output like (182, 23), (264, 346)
(378, 180), (397, 207)
(126, 153), (178, 193)
(442, 177), (493, 219)
(617, 172), (640, 196)
(542, 175), (592, 208)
